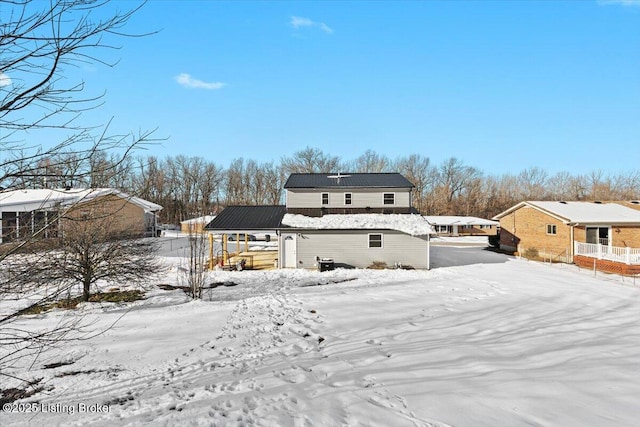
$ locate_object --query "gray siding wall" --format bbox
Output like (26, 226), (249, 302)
(286, 188), (411, 209)
(294, 230), (429, 269)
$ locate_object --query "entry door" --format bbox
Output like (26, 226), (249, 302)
(282, 234), (297, 268)
(586, 227), (609, 246)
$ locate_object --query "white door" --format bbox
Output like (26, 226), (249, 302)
(282, 234), (297, 268)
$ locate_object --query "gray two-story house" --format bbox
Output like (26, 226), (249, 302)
(205, 173), (433, 270)
(284, 173), (415, 216)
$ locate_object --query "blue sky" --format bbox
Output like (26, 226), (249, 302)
(21, 1), (640, 175)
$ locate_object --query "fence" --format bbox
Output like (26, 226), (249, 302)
(574, 242), (640, 265)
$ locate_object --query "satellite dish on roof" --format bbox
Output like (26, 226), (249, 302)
(327, 172), (351, 183)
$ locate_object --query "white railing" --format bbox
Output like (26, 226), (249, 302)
(575, 242), (640, 265)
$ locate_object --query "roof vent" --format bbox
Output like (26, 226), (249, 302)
(327, 172), (351, 184)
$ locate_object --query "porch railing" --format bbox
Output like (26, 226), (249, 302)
(575, 242), (640, 265)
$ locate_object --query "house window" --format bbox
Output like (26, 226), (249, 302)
(436, 225), (450, 233)
(546, 224), (557, 235)
(321, 193), (329, 205)
(368, 233), (383, 248)
(383, 193), (395, 205)
(345, 193), (352, 205)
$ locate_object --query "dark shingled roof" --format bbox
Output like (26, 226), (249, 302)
(204, 205), (286, 231)
(283, 173), (414, 189)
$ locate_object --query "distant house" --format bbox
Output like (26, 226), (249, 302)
(180, 215), (216, 234)
(0, 188), (162, 244)
(493, 201), (640, 274)
(424, 216), (499, 236)
(205, 173), (434, 270)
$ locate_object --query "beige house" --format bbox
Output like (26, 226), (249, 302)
(0, 188), (162, 244)
(424, 216), (499, 236)
(493, 201), (640, 274)
(180, 215), (216, 234)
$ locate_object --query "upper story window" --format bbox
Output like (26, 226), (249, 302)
(546, 224), (557, 235)
(321, 193), (329, 205)
(383, 193), (395, 205)
(344, 193), (352, 205)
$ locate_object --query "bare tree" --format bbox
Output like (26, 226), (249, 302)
(262, 162), (286, 205)
(280, 146), (343, 174)
(352, 150), (392, 173)
(179, 228), (208, 300)
(0, 0), (158, 190)
(432, 157), (482, 214)
(4, 204), (161, 304)
(517, 166), (548, 200)
(394, 154), (434, 214)
(0, 0), (158, 386)
(224, 158), (250, 205)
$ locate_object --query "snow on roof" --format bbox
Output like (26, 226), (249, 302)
(0, 188), (162, 213)
(282, 213), (434, 236)
(423, 216), (498, 226)
(495, 201), (640, 224)
(181, 215), (216, 225)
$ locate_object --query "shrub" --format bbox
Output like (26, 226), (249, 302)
(523, 247), (539, 260)
(368, 261), (388, 270)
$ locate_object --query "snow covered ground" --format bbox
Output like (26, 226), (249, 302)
(2, 247), (640, 426)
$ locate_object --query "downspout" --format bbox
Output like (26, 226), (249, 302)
(570, 224), (575, 263)
(427, 234), (430, 270)
(276, 230), (281, 269)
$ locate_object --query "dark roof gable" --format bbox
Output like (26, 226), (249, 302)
(204, 205), (286, 231)
(284, 173), (414, 189)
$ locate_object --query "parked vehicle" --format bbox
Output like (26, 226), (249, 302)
(227, 233), (257, 241)
(158, 223), (179, 231)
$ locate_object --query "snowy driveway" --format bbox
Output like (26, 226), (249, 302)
(431, 244), (509, 268)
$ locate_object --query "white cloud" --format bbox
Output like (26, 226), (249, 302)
(598, 0), (640, 6)
(0, 72), (12, 87)
(291, 16), (314, 29)
(290, 16), (333, 34)
(174, 73), (225, 90)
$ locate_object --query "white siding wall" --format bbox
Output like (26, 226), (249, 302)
(294, 230), (429, 269)
(286, 188), (411, 209)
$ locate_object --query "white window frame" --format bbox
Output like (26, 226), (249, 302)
(368, 233), (383, 248)
(321, 192), (329, 205)
(546, 224), (557, 235)
(383, 193), (395, 205)
(344, 193), (352, 205)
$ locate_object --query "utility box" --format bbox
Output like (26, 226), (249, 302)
(318, 258), (335, 272)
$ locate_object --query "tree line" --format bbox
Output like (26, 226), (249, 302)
(7, 146), (639, 223)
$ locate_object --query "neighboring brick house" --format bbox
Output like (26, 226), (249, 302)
(0, 188), (162, 244)
(493, 201), (640, 274)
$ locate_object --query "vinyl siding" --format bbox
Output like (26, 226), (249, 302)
(286, 188), (411, 209)
(294, 229), (429, 269)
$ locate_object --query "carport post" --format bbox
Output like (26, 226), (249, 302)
(208, 233), (214, 270)
(427, 236), (430, 270)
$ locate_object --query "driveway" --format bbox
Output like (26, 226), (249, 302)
(431, 245), (510, 268)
